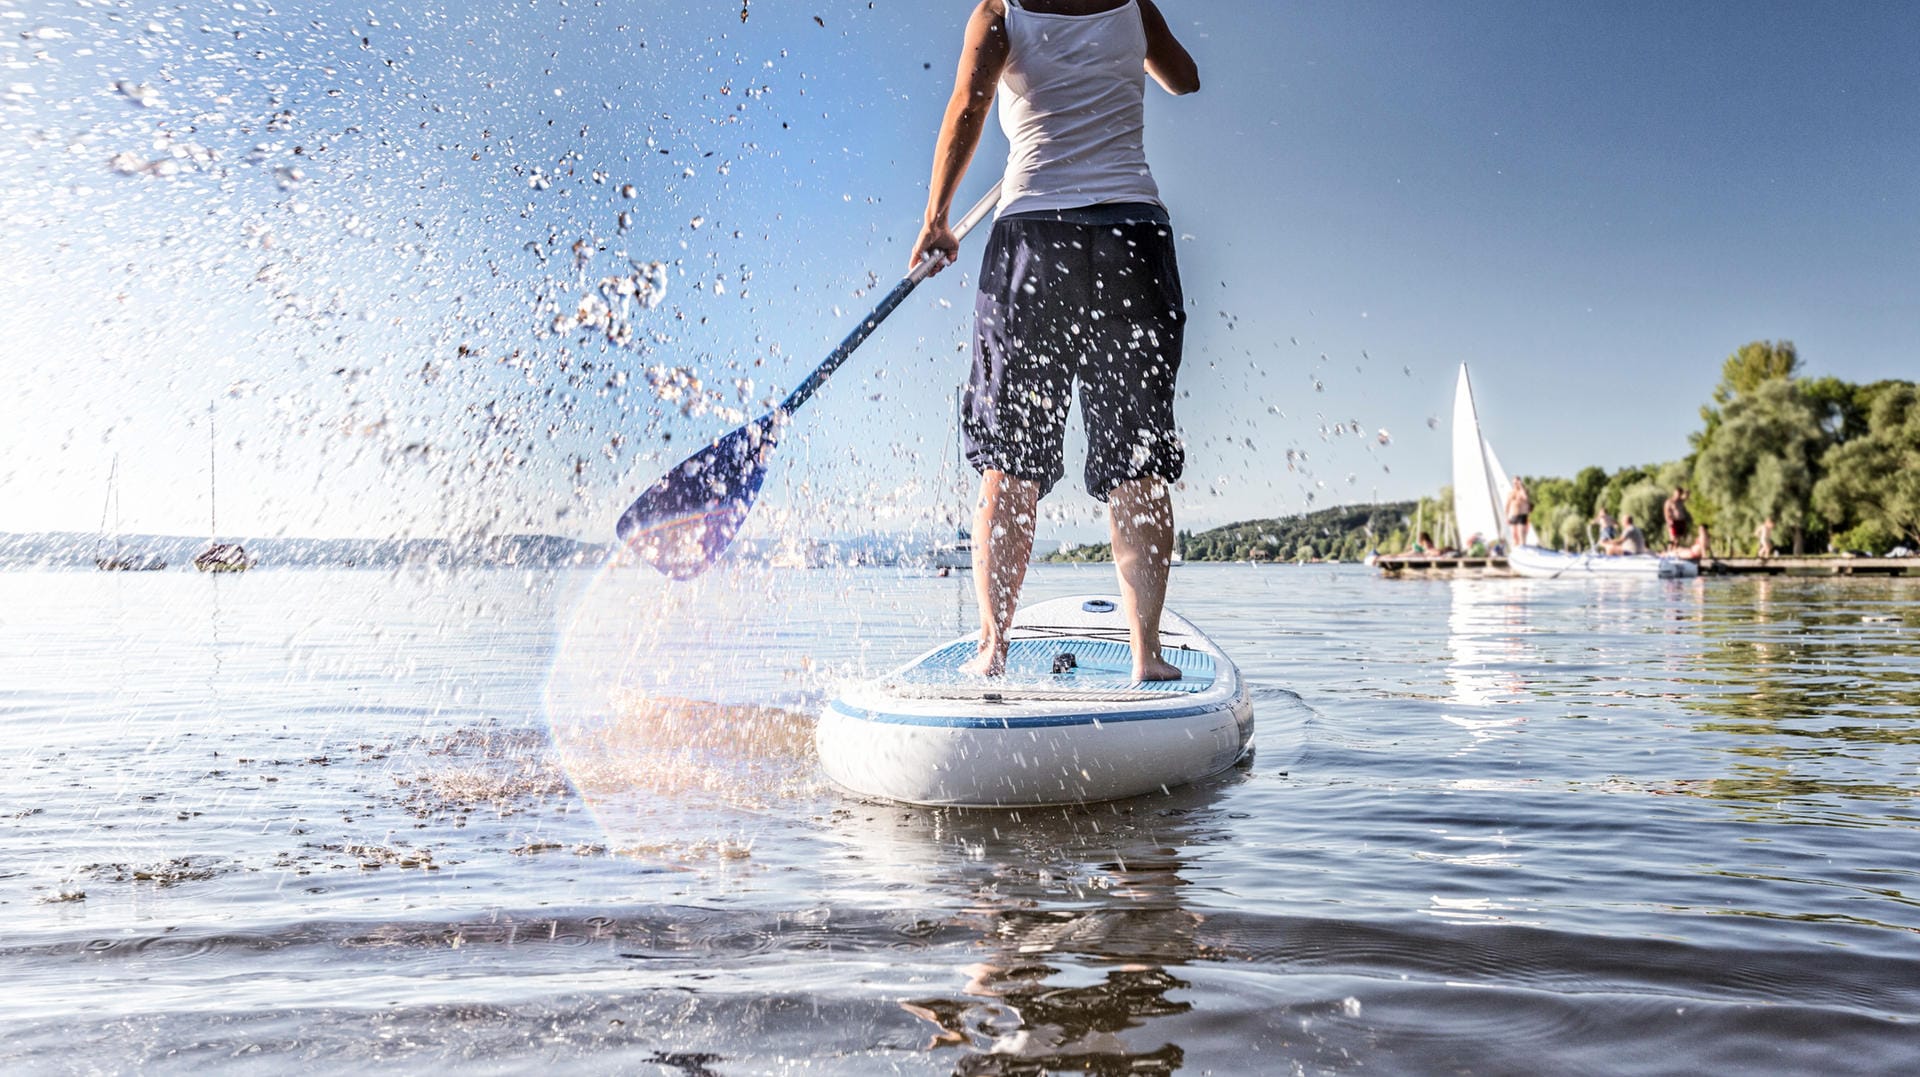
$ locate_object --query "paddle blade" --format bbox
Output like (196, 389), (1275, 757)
(615, 416), (780, 579)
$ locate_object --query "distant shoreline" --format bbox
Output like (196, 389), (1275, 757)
(0, 532), (609, 571)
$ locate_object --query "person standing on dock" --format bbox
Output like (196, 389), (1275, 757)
(1505, 477), (1533, 550)
(1663, 487), (1693, 548)
(910, 0), (1200, 681)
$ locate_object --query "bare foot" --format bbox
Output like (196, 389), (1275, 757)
(961, 641), (1007, 677)
(1133, 654), (1182, 682)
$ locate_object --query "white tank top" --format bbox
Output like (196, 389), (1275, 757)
(996, 0), (1162, 217)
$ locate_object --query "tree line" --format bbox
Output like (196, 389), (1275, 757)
(1048, 341), (1917, 563)
(1047, 502), (1414, 564)
(1511, 341), (1916, 556)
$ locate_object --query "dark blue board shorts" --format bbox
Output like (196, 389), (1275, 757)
(963, 203), (1186, 501)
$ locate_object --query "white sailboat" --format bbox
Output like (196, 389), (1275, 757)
(193, 403), (256, 573)
(1453, 363), (1696, 580)
(1450, 364), (1513, 555)
(94, 455), (167, 571)
(928, 386), (973, 572)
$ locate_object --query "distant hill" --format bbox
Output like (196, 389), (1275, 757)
(1047, 501), (1417, 563)
(0, 532), (611, 570)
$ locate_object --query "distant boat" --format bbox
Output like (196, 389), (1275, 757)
(194, 542), (256, 573)
(931, 529), (972, 571)
(927, 387), (972, 572)
(1508, 544), (1698, 579)
(1453, 364), (1695, 580)
(768, 538), (839, 570)
(94, 456), (166, 571)
(1450, 363), (1515, 555)
(195, 403), (255, 573)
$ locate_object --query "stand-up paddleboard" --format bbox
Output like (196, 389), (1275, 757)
(818, 594), (1253, 807)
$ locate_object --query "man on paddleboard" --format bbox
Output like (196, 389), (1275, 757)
(910, 0), (1199, 681)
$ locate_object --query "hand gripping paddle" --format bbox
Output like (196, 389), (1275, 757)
(615, 182), (1001, 579)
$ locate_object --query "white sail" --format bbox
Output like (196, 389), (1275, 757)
(1482, 435), (1513, 518)
(1450, 364), (1507, 550)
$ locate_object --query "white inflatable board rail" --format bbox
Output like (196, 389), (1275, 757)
(818, 594), (1254, 806)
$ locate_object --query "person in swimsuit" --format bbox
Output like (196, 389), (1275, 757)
(910, 0), (1199, 681)
(1673, 523), (1712, 562)
(1505, 477), (1532, 549)
(1663, 486), (1693, 547)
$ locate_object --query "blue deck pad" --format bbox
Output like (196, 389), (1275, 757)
(901, 638), (1214, 694)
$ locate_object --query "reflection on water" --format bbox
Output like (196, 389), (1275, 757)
(1444, 576), (1534, 731)
(851, 788), (1233, 1076)
(1431, 573), (1920, 823)
(1680, 577), (1920, 815)
(5, 567), (1920, 1072)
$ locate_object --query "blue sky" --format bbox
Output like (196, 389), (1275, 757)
(2, 1), (1915, 544)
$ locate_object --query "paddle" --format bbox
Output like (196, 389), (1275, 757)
(615, 182), (1002, 579)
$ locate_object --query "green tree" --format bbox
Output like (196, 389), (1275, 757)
(1570, 466), (1607, 517)
(1597, 465), (1654, 516)
(1692, 379), (1822, 553)
(1553, 507), (1589, 550)
(1713, 340), (1799, 407)
(1813, 383), (1920, 552)
(1618, 479), (1667, 539)
(1694, 340), (1799, 455)
(1801, 375), (1870, 443)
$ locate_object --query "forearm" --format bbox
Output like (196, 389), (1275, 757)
(1140, 0), (1199, 94)
(926, 3), (1006, 226)
(925, 91), (992, 226)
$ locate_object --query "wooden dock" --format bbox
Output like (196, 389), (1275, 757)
(1705, 555), (1920, 577)
(1370, 555), (1509, 577)
(1370, 553), (1919, 578)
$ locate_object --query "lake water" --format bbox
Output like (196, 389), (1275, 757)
(3, 563), (1917, 1074)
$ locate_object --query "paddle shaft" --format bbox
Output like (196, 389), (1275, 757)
(779, 182), (1001, 414)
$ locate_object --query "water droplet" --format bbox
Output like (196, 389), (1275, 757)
(114, 80), (162, 108)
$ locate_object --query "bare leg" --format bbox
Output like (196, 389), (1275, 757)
(1108, 478), (1181, 682)
(963, 469), (1038, 676)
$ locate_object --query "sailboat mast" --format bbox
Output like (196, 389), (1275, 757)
(99, 456), (115, 536)
(208, 402), (218, 540)
(99, 455), (122, 558)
